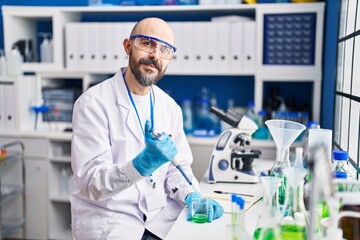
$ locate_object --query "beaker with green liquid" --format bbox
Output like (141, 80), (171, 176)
(265, 120), (306, 210)
(191, 198), (208, 223)
(280, 167), (308, 240)
(254, 176), (282, 240)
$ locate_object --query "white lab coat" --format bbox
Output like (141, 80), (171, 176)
(70, 68), (198, 240)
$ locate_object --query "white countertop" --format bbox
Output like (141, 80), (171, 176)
(165, 159), (275, 240)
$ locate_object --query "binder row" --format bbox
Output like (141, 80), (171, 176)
(0, 83), (16, 131)
(65, 22), (135, 72)
(65, 20), (256, 73)
(168, 20), (255, 73)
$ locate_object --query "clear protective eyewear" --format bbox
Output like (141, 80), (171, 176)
(129, 34), (177, 60)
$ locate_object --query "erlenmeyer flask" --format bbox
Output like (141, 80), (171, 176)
(265, 120), (306, 208)
(254, 176), (282, 240)
(280, 167), (308, 240)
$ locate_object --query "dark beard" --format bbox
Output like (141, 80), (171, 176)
(129, 52), (165, 87)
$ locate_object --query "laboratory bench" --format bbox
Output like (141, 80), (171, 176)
(165, 159), (275, 240)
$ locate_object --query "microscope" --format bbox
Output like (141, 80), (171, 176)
(207, 106), (261, 184)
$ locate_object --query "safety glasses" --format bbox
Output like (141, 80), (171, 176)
(129, 34), (176, 60)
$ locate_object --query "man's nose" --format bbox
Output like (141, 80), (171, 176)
(148, 46), (160, 60)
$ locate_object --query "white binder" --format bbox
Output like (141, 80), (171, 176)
(205, 22), (218, 73)
(216, 21), (230, 72)
(65, 23), (79, 70)
(243, 21), (256, 72)
(168, 22), (182, 73)
(193, 22), (207, 72)
(77, 24), (87, 71)
(101, 23), (113, 71)
(4, 83), (15, 131)
(180, 22), (194, 72)
(230, 21), (244, 72)
(0, 84), (5, 131)
(86, 23), (100, 71)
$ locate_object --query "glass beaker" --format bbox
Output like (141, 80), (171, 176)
(254, 176), (283, 240)
(191, 198), (208, 224)
(265, 120), (306, 208)
(280, 167), (308, 240)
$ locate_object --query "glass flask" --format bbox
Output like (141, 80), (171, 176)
(254, 176), (282, 240)
(265, 120), (306, 209)
(280, 167), (308, 240)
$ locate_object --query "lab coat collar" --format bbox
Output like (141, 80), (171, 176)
(113, 68), (144, 144)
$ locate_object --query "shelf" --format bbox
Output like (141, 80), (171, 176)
(50, 156), (71, 163)
(2, 218), (25, 238)
(50, 194), (70, 203)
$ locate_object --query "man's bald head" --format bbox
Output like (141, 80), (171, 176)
(130, 17), (175, 45)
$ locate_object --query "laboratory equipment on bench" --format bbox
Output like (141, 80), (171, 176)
(207, 106), (261, 184)
(265, 119), (305, 208)
(254, 176), (282, 240)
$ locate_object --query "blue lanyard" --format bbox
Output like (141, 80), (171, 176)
(123, 74), (154, 136)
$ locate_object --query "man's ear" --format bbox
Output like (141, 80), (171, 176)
(123, 39), (131, 55)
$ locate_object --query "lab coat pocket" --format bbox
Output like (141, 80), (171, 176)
(145, 188), (167, 211)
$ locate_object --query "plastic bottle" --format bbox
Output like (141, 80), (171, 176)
(331, 150), (355, 181)
(245, 100), (256, 121)
(0, 49), (6, 76)
(40, 33), (53, 63)
(7, 46), (23, 77)
(181, 98), (193, 134)
(59, 167), (69, 194)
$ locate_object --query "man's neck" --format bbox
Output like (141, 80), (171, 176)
(124, 69), (151, 96)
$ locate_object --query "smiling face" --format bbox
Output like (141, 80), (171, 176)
(123, 18), (175, 88)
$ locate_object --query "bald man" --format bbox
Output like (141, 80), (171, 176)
(70, 18), (223, 240)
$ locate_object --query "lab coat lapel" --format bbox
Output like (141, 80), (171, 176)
(114, 69), (144, 144)
(152, 87), (165, 132)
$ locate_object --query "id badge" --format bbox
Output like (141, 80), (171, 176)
(145, 189), (167, 211)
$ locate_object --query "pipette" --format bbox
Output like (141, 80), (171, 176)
(153, 132), (198, 193)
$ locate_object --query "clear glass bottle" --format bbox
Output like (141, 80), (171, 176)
(331, 150), (355, 181)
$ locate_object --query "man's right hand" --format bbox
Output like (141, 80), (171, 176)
(132, 120), (177, 176)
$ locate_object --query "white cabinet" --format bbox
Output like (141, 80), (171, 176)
(22, 137), (49, 240)
(25, 159), (47, 239)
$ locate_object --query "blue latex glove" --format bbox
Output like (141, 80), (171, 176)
(185, 192), (224, 223)
(132, 120), (177, 176)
